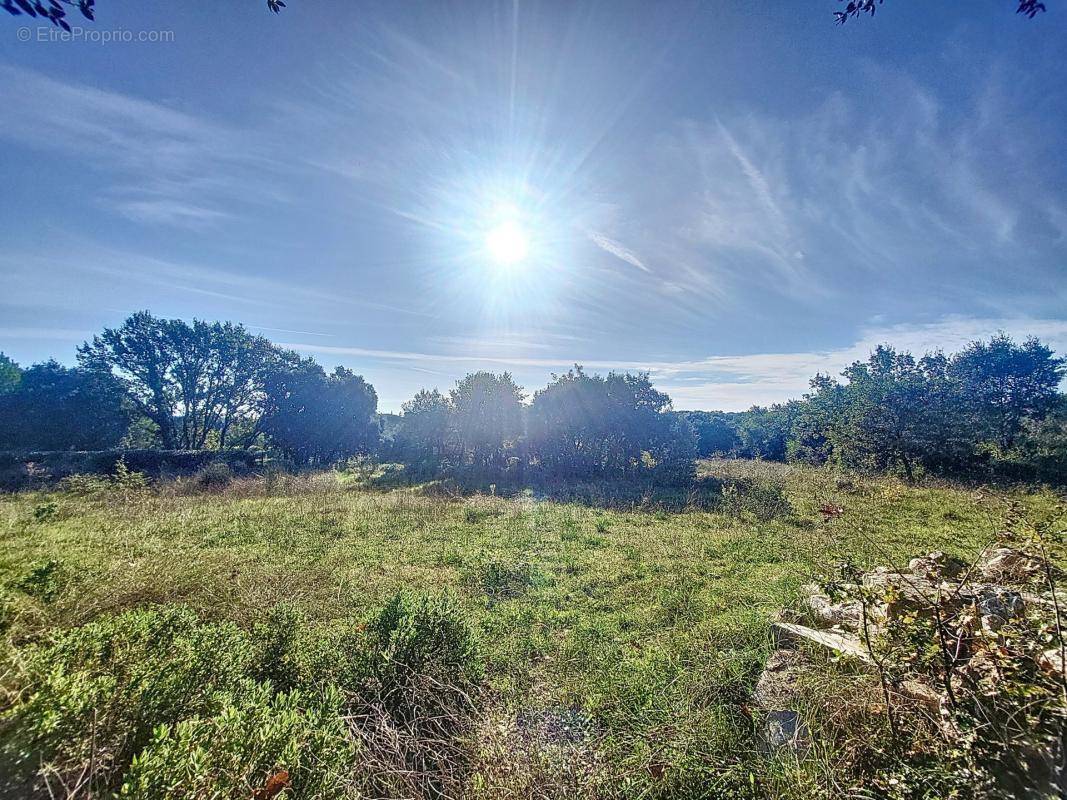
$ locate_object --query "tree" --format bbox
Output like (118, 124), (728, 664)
(448, 372), (524, 471)
(0, 352), (21, 394)
(78, 312), (289, 450)
(0, 360), (129, 450)
(820, 346), (965, 479)
(833, 0), (1046, 24)
(0, 0), (289, 30)
(679, 410), (739, 457)
(261, 361), (378, 464)
(1012, 398), (1067, 484)
(526, 367), (696, 483)
(948, 334), (1065, 452)
(393, 389), (452, 470)
(733, 403), (799, 461)
(787, 374), (844, 465)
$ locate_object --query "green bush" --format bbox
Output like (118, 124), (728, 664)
(14, 559), (65, 603)
(32, 502), (57, 522)
(1, 606), (255, 793)
(118, 682), (354, 799)
(719, 476), (793, 521)
(194, 462), (235, 491)
(368, 592), (481, 709)
(470, 558), (533, 601)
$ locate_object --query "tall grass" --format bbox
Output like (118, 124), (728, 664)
(0, 461), (1062, 797)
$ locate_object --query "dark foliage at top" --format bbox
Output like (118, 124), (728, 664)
(0, 0), (289, 28)
(834, 0), (1046, 24)
(0, 0), (93, 31)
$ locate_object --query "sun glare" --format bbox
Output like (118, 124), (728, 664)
(485, 219), (529, 266)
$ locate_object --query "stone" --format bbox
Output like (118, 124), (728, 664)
(1040, 647), (1066, 676)
(764, 710), (807, 752)
(908, 551), (966, 581)
(803, 585), (862, 631)
(976, 588), (1026, 633)
(771, 622), (873, 663)
(978, 547), (1044, 584)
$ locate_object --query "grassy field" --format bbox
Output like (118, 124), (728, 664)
(1, 460), (1063, 798)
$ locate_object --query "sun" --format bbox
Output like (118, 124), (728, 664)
(485, 219), (529, 266)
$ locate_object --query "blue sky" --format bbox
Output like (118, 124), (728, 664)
(1, 1), (1065, 411)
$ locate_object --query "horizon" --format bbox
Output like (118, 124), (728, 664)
(2, 1), (1065, 413)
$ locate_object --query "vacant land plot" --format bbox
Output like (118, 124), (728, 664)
(1, 461), (1063, 798)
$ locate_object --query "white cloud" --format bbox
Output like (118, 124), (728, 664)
(587, 231), (651, 273)
(0, 65), (283, 228)
(285, 316), (1067, 412)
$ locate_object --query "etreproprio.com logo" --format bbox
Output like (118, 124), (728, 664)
(17, 25), (174, 43)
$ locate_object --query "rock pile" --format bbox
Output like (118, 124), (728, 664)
(754, 545), (1067, 789)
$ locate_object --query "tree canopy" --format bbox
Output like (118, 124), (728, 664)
(77, 312), (289, 450)
(526, 367), (695, 483)
(261, 361), (379, 464)
(0, 353), (21, 395)
(0, 360), (129, 450)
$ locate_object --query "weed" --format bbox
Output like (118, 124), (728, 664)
(15, 559), (64, 602)
(32, 501), (57, 522)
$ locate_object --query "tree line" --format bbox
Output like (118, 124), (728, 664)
(0, 312), (697, 485)
(0, 313), (1064, 485)
(681, 335), (1066, 483)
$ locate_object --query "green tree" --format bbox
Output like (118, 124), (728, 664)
(526, 367), (695, 483)
(948, 334), (1065, 452)
(679, 410), (738, 457)
(448, 372), (524, 471)
(1012, 398), (1067, 484)
(826, 347), (957, 479)
(261, 361), (379, 464)
(787, 374), (844, 465)
(0, 352), (21, 394)
(733, 403), (799, 461)
(78, 312), (286, 449)
(393, 389), (452, 470)
(0, 360), (129, 450)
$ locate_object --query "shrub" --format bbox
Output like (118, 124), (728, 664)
(119, 682), (354, 800)
(353, 592), (484, 799)
(470, 559), (533, 601)
(1, 606), (255, 793)
(195, 462), (234, 491)
(14, 559), (65, 603)
(250, 602), (322, 694)
(113, 457), (149, 492)
(719, 476), (793, 521)
(367, 592), (481, 705)
(32, 502), (57, 522)
(13, 558), (65, 605)
(59, 472), (114, 497)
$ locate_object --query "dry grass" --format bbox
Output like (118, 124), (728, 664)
(1, 460), (1063, 797)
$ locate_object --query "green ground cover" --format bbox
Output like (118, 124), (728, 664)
(0, 461), (1062, 798)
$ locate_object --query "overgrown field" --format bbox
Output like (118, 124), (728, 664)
(0, 461), (1063, 798)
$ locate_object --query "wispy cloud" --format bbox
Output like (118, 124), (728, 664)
(621, 64), (1067, 312)
(0, 64), (283, 228)
(587, 231), (651, 273)
(0, 327), (93, 342)
(288, 316), (1067, 412)
(0, 244), (430, 319)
